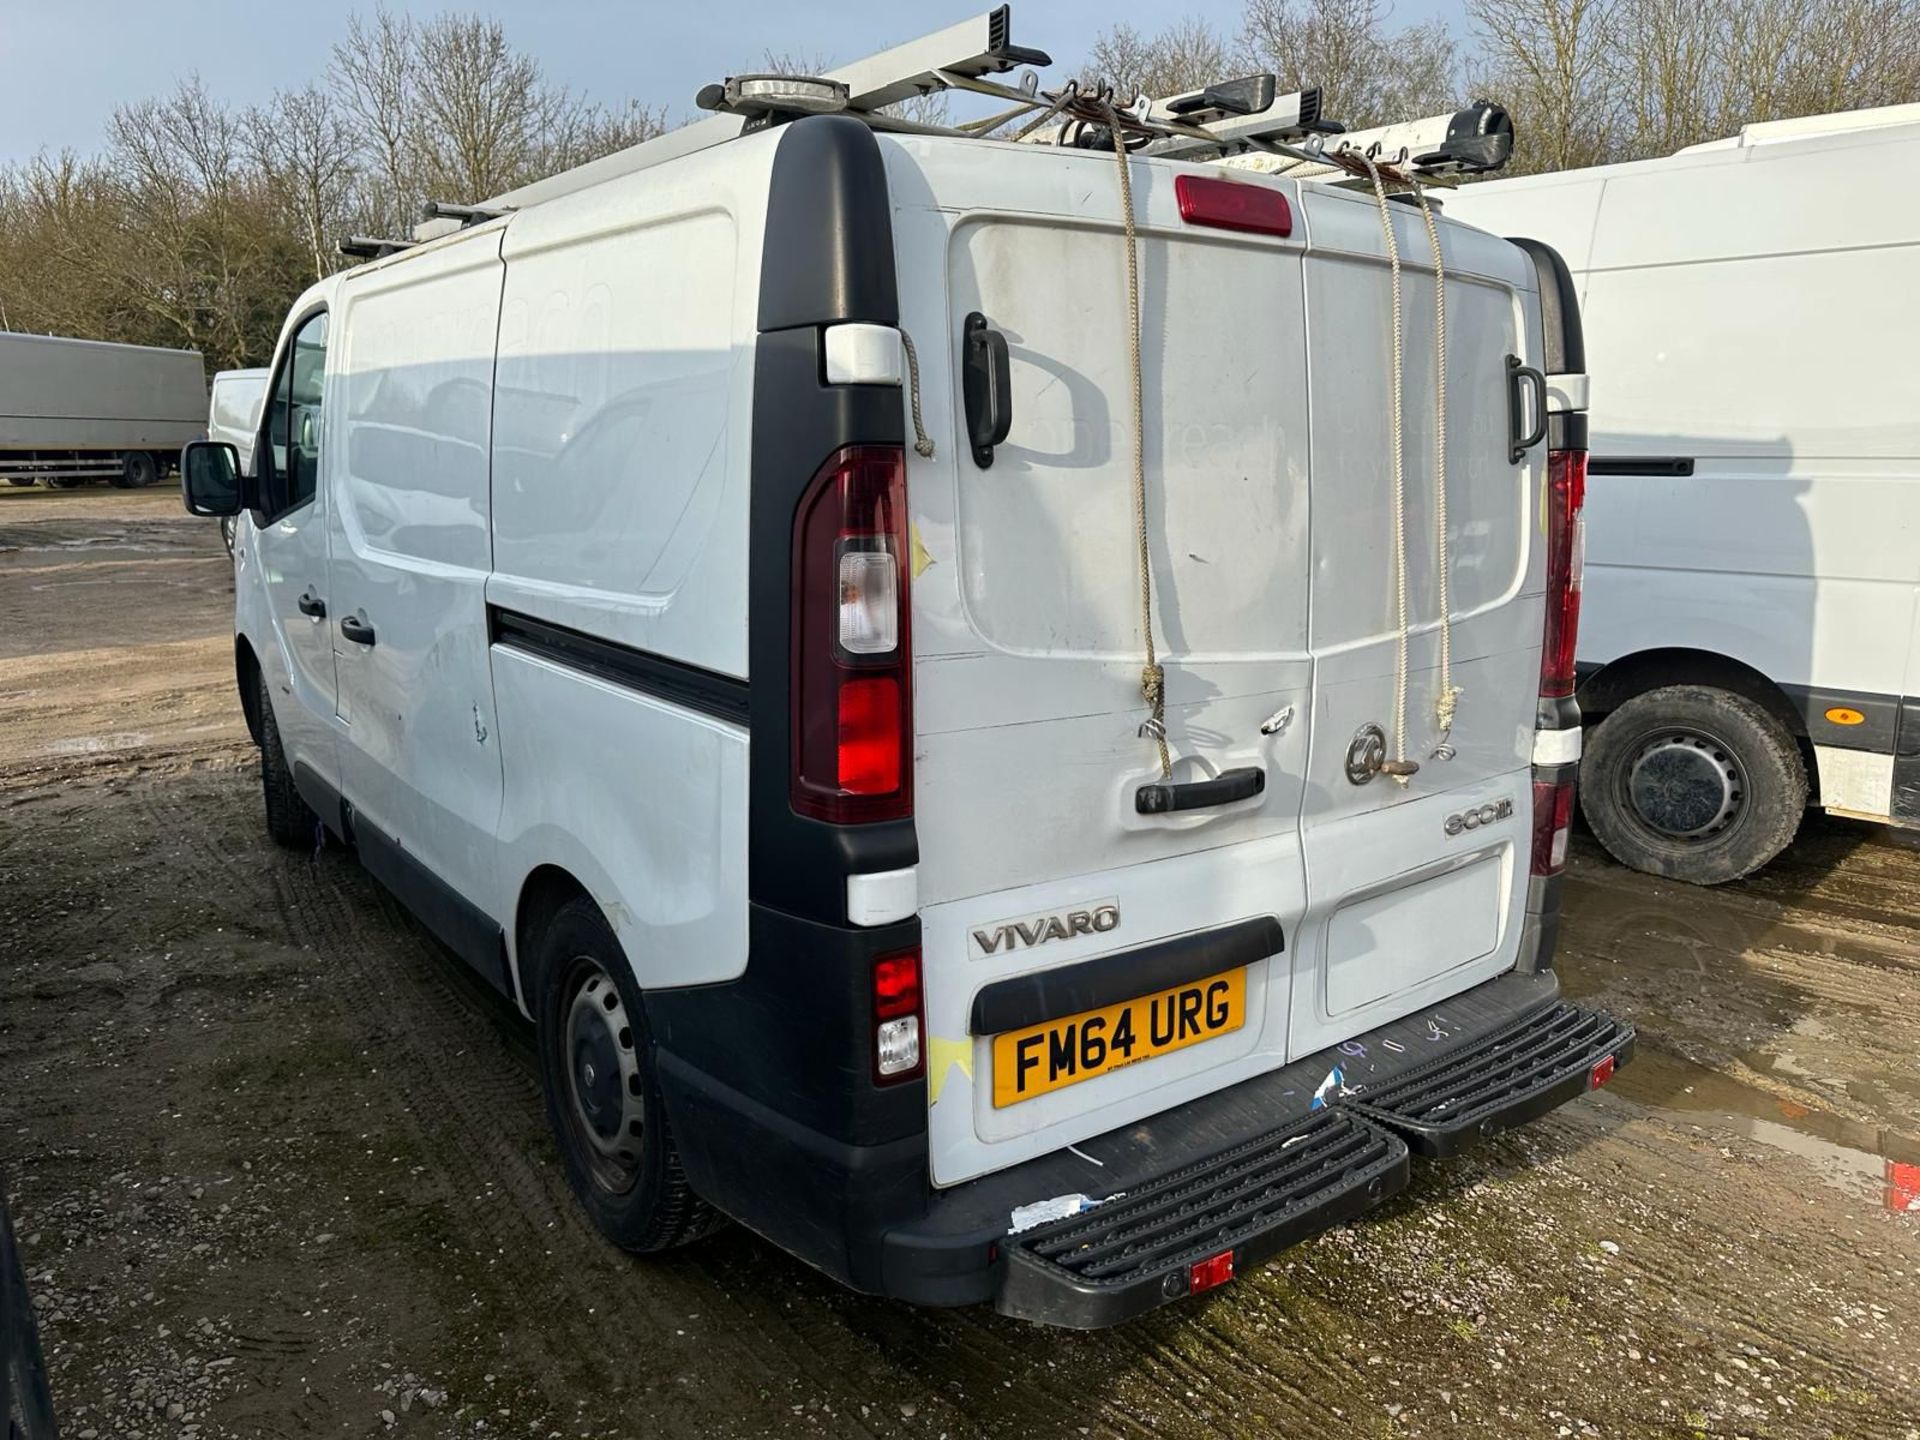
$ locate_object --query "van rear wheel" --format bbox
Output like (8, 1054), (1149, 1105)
(1581, 684), (1806, 885)
(531, 897), (721, 1253)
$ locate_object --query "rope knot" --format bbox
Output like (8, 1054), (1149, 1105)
(1137, 662), (1166, 741)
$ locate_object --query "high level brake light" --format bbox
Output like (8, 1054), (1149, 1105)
(791, 445), (912, 824)
(1174, 173), (1293, 237)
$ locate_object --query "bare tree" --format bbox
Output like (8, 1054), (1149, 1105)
(249, 86), (359, 282)
(1466, 0), (1622, 172)
(1241, 0), (1458, 129)
(1083, 17), (1237, 102)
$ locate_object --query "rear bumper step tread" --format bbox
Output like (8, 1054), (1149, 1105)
(997, 1108), (1408, 1328)
(1340, 1001), (1634, 1156)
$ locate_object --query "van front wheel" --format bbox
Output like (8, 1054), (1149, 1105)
(1581, 684), (1806, 885)
(532, 897), (721, 1253)
(258, 671), (317, 848)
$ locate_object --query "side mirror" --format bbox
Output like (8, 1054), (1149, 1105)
(180, 440), (243, 517)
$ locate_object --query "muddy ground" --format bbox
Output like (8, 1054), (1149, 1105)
(1, 485), (1916, 1440)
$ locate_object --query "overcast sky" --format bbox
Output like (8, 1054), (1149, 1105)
(0, 0), (1456, 166)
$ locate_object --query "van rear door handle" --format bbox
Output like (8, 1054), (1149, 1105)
(339, 612), (376, 646)
(296, 589), (326, 619)
(1507, 354), (1548, 463)
(962, 311), (1013, 468)
(1135, 766), (1265, 815)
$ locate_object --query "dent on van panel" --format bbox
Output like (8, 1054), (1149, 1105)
(490, 211), (746, 672)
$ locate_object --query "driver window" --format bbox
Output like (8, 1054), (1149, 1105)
(263, 311), (328, 516)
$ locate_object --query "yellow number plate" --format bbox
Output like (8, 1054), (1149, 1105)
(991, 967), (1246, 1108)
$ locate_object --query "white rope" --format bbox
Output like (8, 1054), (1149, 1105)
(1411, 179), (1459, 743)
(898, 329), (935, 459)
(1360, 152), (1414, 785)
(1101, 102), (1171, 780)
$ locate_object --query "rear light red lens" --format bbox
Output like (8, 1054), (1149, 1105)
(791, 446), (912, 823)
(873, 948), (924, 1083)
(837, 676), (902, 794)
(1531, 778), (1575, 877)
(1189, 1249), (1235, 1294)
(1174, 174), (1292, 237)
(1540, 449), (1587, 698)
(873, 949), (921, 1020)
(1589, 1055), (1616, 1089)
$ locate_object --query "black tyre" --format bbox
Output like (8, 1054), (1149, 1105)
(219, 515), (237, 559)
(120, 451), (158, 488)
(1, 1192), (59, 1440)
(257, 670), (317, 849)
(531, 897), (721, 1253)
(1581, 684), (1806, 885)
(5, 478), (33, 487)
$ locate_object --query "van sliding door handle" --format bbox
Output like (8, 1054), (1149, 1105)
(1507, 354), (1548, 463)
(1135, 766), (1265, 815)
(339, 612), (376, 646)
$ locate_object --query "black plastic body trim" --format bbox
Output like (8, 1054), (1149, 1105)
(489, 606), (749, 726)
(348, 808), (512, 998)
(1781, 682), (1904, 755)
(757, 115), (899, 332)
(970, 917), (1283, 1036)
(1589, 455), (1695, 477)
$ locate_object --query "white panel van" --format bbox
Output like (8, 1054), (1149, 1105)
(181, 13), (1628, 1327)
(1446, 105), (1920, 883)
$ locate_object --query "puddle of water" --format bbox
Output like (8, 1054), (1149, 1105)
(1607, 1045), (1920, 1213)
(42, 731), (153, 754)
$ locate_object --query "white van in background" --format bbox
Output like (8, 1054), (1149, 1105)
(1446, 104), (1920, 884)
(180, 11), (1628, 1327)
(208, 368), (269, 555)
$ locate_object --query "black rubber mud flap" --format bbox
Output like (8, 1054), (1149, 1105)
(1340, 1001), (1635, 1157)
(996, 1108), (1408, 1328)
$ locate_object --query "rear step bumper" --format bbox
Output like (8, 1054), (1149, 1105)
(874, 970), (1633, 1325)
(1342, 1001), (1635, 1156)
(1000, 1109), (1408, 1329)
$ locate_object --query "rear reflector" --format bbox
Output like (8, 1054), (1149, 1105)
(1189, 1249), (1235, 1294)
(873, 948), (924, 1083)
(1174, 174), (1292, 237)
(1531, 778), (1575, 877)
(1589, 1054), (1616, 1089)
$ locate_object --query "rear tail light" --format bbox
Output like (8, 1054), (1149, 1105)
(1540, 449), (1587, 698)
(791, 446), (912, 823)
(873, 947), (924, 1082)
(1531, 777), (1575, 877)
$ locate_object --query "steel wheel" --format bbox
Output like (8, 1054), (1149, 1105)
(1621, 727), (1747, 843)
(557, 954), (646, 1195)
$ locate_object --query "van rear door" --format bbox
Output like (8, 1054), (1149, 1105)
(887, 140), (1315, 1187)
(1288, 186), (1544, 1058)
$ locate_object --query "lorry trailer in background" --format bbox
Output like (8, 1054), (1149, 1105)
(0, 331), (207, 489)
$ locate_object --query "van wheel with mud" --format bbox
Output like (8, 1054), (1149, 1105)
(1581, 684), (1806, 885)
(532, 897), (721, 1253)
(258, 670), (317, 848)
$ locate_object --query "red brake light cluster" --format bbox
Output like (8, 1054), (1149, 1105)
(1540, 448), (1587, 699)
(1174, 174), (1292, 238)
(790, 445), (912, 823)
(1531, 776), (1575, 878)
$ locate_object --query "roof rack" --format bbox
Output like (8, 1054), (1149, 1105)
(411, 5), (1514, 240)
(337, 235), (416, 261)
